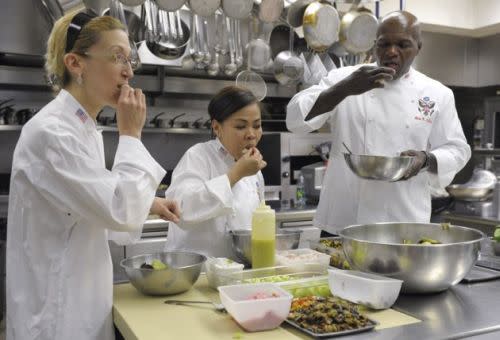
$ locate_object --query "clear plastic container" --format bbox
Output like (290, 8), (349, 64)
(328, 268), (403, 310)
(277, 275), (331, 298)
(312, 237), (351, 270)
(219, 263), (327, 285)
(205, 257), (245, 289)
(218, 283), (292, 332)
(275, 249), (331, 272)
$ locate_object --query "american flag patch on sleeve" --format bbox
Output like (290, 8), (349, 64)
(75, 108), (88, 123)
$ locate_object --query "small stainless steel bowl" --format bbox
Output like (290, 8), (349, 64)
(343, 153), (414, 182)
(230, 229), (301, 266)
(120, 251), (206, 296)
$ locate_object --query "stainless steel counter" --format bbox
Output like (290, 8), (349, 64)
(339, 278), (500, 339)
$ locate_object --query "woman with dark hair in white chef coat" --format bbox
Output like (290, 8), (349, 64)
(6, 11), (180, 340)
(165, 86), (267, 258)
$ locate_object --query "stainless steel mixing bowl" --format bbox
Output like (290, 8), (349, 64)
(446, 185), (492, 200)
(120, 252), (206, 296)
(230, 229), (301, 266)
(339, 223), (484, 293)
(343, 153), (414, 182)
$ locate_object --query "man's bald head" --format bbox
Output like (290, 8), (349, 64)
(374, 11), (422, 79)
(378, 11), (422, 47)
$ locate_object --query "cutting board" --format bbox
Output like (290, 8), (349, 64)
(113, 275), (421, 340)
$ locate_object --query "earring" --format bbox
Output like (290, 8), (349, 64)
(76, 74), (83, 86)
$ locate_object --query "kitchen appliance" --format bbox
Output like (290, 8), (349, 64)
(481, 96), (500, 149)
(300, 162), (326, 205)
(278, 133), (332, 206)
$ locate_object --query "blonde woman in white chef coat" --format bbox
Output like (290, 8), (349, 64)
(287, 11), (471, 234)
(6, 12), (180, 340)
(165, 86), (267, 258)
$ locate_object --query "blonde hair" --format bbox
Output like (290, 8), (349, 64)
(45, 12), (125, 92)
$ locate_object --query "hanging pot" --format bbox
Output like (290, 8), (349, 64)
(156, 0), (185, 11)
(119, 0), (146, 6)
(221, 0), (253, 20)
(273, 26), (304, 86)
(286, 0), (315, 27)
(187, 0), (220, 17)
(302, 1), (340, 52)
(339, 1), (378, 54)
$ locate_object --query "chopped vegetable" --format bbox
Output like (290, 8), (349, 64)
(494, 226), (500, 242)
(319, 239), (343, 249)
(286, 283), (331, 298)
(243, 275), (293, 284)
(232, 332), (244, 339)
(140, 263), (154, 270)
(441, 223), (451, 231)
(140, 259), (168, 270)
(402, 237), (442, 245)
(418, 237), (441, 245)
(288, 296), (373, 334)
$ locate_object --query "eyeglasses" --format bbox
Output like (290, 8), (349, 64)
(83, 51), (140, 71)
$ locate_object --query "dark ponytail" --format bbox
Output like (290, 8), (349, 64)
(208, 86), (258, 123)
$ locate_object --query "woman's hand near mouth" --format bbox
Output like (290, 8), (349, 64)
(227, 147), (267, 187)
(116, 84), (146, 139)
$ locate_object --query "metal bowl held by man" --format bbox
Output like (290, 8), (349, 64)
(120, 251), (206, 296)
(230, 229), (301, 266)
(343, 153), (414, 182)
(339, 223), (484, 293)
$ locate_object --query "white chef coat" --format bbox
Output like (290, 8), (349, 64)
(165, 139), (264, 259)
(6, 89), (165, 340)
(287, 64), (471, 233)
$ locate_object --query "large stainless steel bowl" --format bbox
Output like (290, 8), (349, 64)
(343, 153), (414, 182)
(120, 252), (206, 296)
(230, 229), (301, 266)
(339, 223), (484, 293)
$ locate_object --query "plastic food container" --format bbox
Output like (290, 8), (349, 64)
(328, 268), (403, 309)
(218, 283), (293, 332)
(312, 237), (351, 269)
(275, 249), (331, 272)
(278, 275), (331, 298)
(219, 264), (327, 285)
(205, 257), (244, 289)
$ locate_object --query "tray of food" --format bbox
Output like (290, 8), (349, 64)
(312, 237), (351, 270)
(285, 296), (377, 337)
